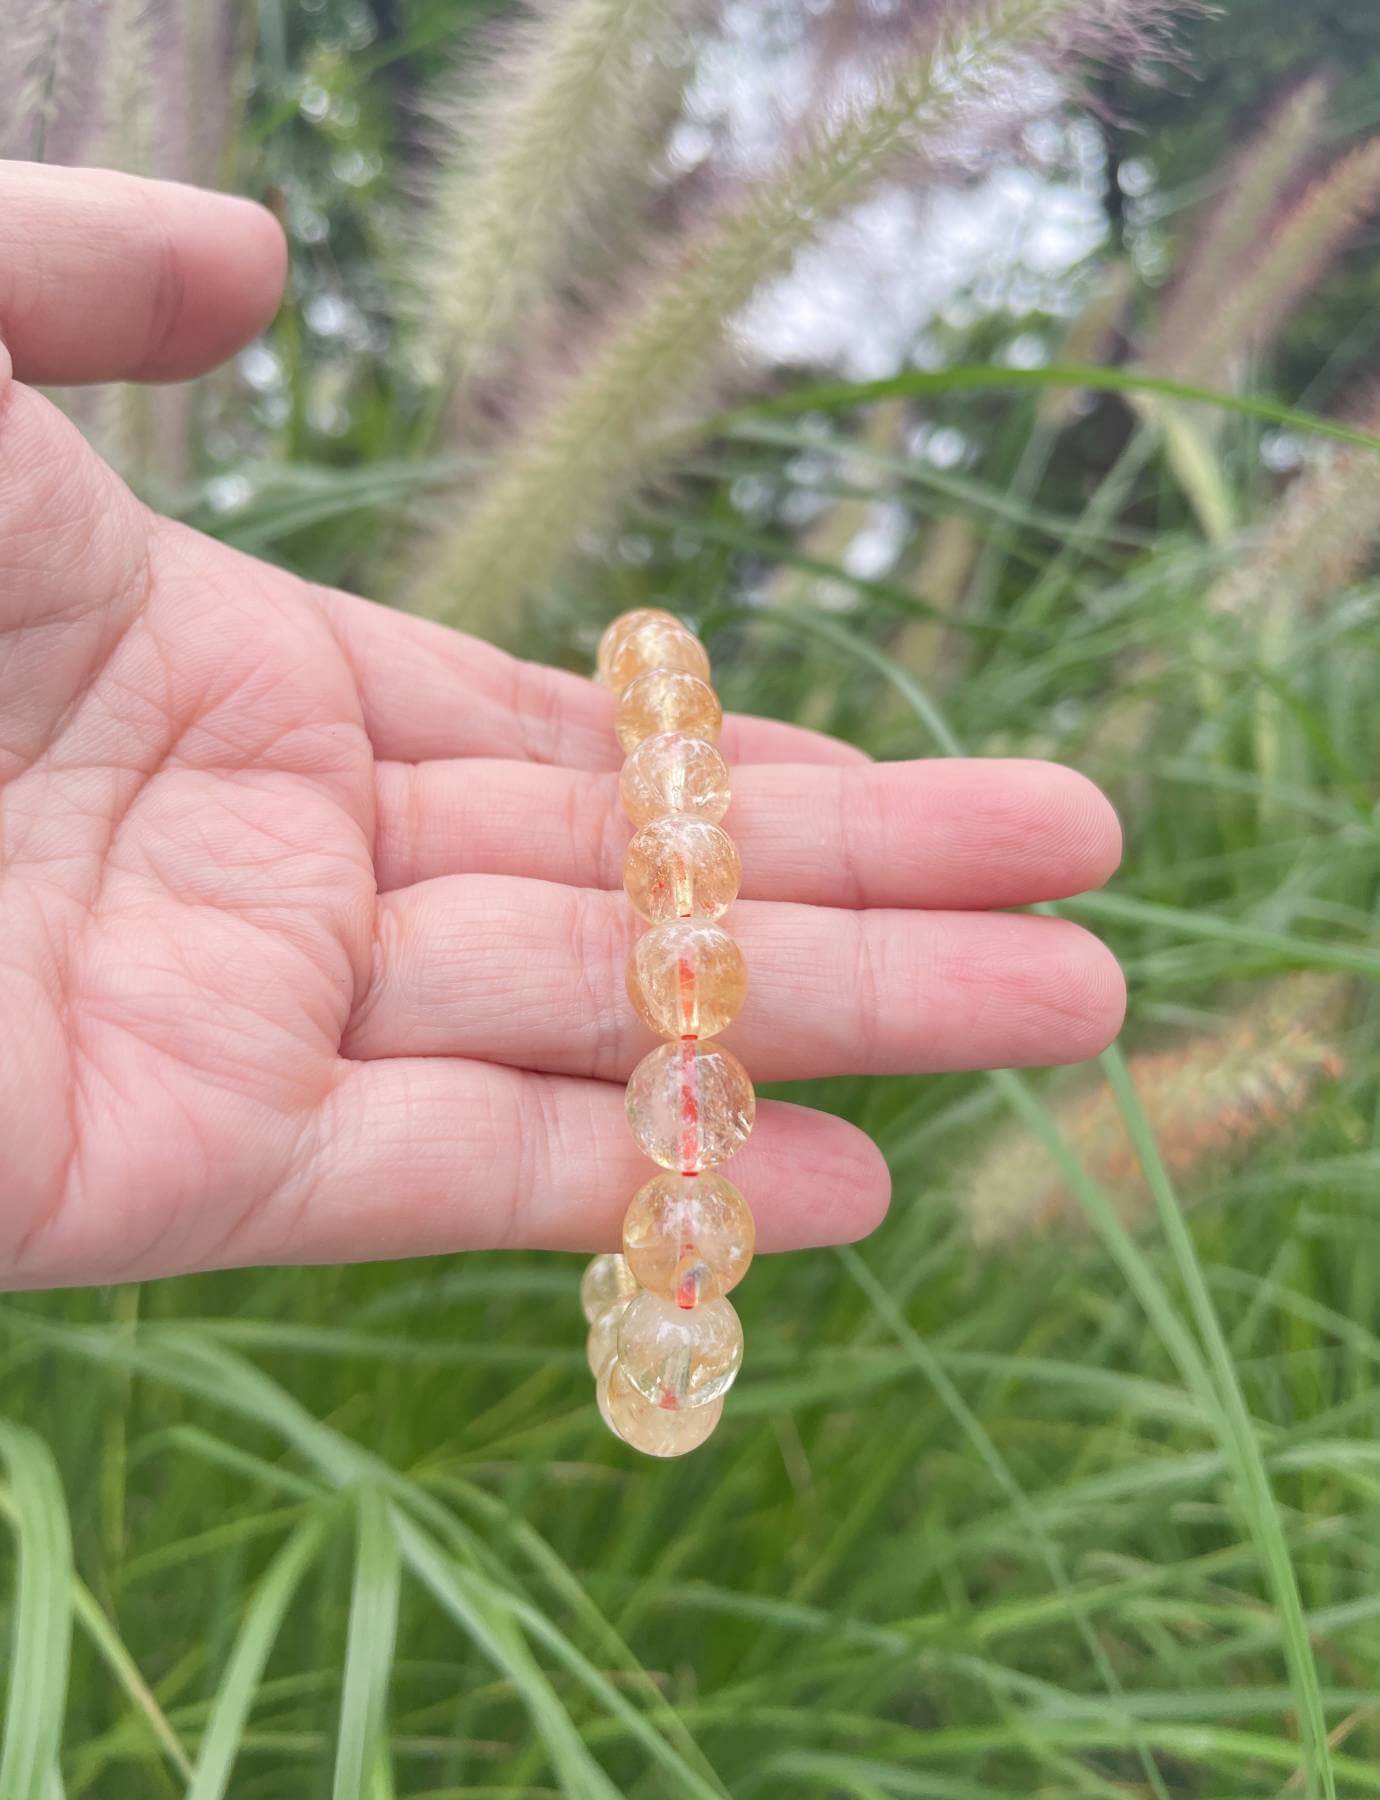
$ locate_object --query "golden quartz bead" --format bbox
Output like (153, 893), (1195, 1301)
(585, 1302), (627, 1378)
(617, 1290), (744, 1408)
(605, 618), (711, 696)
(619, 730), (731, 827)
(597, 1358), (724, 1457)
(585, 607), (759, 1458)
(622, 1170), (755, 1307)
(579, 1252), (639, 1324)
(616, 669), (722, 754)
(595, 607), (678, 688)
(627, 919), (747, 1039)
(625, 1038), (755, 1171)
(623, 815), (741, 923)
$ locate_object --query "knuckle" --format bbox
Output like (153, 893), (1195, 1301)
(567, 885), (634, 1077)
(132, 189), (189, 379)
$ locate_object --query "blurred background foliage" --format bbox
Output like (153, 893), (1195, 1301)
(2, 0), (1380, 1795)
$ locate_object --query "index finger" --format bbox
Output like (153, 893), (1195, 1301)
(320, 587), (869, 770)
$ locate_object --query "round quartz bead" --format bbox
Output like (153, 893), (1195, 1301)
(625, 1038), (755, 1171)
(597, 1358), (723, 1457)
(586, 1301), (628, 1377)
(605, 619), (710, 696)
(627, 920), (747, 1039)
(616, 670), (721, 754)
(595, 608), (678, 688)
(624, 816), (741, 923)
(579, 1252), (639, 1324)
(619, 732), (731, 828)
(617, 1291), (743, 1408)
(623, 1171), (755, 1306)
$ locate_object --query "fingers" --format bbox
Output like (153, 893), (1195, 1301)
(262, 1057), (890, 1261)
(373, 754), (1121, 908)
(320, 588), (867, 770)
(0, 373), (152, 776)
(342, 876), (1127, 1082)
(0, 162), (285, 384)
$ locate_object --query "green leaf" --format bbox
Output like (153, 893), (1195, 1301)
(0, 1422), (73, 1800)
(767, 606), (1337, 1800)
(391, 1511), (624, 1800)
(712, 362), (1380, 453)
(332, 1489), (400, 1800)
(185, 1513), (330, 1800)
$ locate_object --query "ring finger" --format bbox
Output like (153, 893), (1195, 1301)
(342, 875), (1126, 1081)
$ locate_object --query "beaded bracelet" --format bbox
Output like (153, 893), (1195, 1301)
(580, 608), (755, 1458)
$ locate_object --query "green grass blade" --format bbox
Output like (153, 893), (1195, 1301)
(437, 1476), (724, 1791)
(778, 611), (1337, 1800)
(389, 1510), (622, 1800)
(332, 1489), (400, 1800)
(68, 1577), (193, 1786)
(748, 1752), (1007, 1798)
(1061, 889), (1380, 976)
(837, 1247), (1173, 1800)
(0, 1481), (191, 1788)
(1100, 1045), (1336, 1800)
(185, 1512), (331, 1800)
(0, 1423), (73, 1800)
(451, 1562), (729, 1800)
(710, 362), (1380, 452)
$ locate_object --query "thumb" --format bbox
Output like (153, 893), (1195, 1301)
(0, 161), (286, 385)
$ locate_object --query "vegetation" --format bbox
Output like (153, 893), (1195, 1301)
(3, 0), (1380, 1795)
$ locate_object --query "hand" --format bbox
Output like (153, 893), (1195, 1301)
(0, 162), (1125, 1288)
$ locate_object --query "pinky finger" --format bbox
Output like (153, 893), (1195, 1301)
(262, 1057), (890, 1266)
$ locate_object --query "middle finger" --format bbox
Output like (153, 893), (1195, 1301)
(373, 754), (1122, 911)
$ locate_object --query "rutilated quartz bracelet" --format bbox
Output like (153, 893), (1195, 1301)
(580, 608), (755, 1458)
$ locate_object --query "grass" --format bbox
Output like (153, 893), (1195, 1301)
(6, 1), (1380, 1795)
(4, 378), (1376, 1789)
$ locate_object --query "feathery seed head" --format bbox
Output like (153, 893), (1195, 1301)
(411, 0), (1197, 622)
(965, 977), (1350, 1246)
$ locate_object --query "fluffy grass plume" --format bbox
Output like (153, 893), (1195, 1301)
(1139, 103), (1380, 542)
(411, 0), (1192, 622)
(965, 978), (1349, 1245)
(2, 0), (84, 160)
(1150, 75), (1330, 380)
(1213, 392), (1380, 624)
(411, 0), (697, 396)
(1180, 134), (1380, 387)
(1207, 387), (1380, 806)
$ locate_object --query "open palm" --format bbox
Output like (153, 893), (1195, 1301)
(0, 165), (1125, 1287)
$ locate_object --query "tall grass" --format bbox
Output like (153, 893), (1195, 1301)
(4, 1), (1380, 1797)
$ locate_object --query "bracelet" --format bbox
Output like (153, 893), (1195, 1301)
(580, 608), (755, 1457)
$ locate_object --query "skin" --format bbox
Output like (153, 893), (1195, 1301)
(0, 163), (1127, 1289)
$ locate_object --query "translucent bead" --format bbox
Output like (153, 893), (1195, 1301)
(627, 920), (747, 1039)
(597, 1358), (723, 1457)
(595, 608), (678, 688)
(625, 1038), (755, 1171)
(579, 1252), (638, 1324)
(605, 619), (710, 696)
(617, 1291), (743, 1408)
(623, 1171), (755, 1306)
(623, 816), (741, 923)
(586, 1301), (627, 1377)
(619, 731), (731, 827)
(616, 670), (722, 754)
